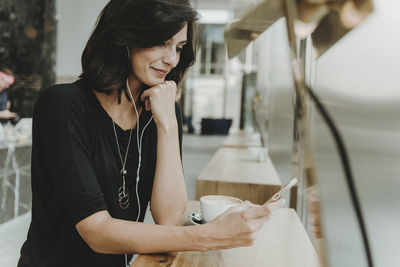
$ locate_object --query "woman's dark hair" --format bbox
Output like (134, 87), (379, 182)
(79, 0), (198, 99)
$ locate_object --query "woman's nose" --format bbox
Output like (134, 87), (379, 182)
(162, 48), (179, 68)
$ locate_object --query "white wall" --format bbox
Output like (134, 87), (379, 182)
(315, 0), (400, 100)
(56, 0), (109, 78)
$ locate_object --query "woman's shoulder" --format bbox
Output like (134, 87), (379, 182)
(39, 81), (86, 103)
(34, 81), (95, 123)
(36, 81), (91, 111)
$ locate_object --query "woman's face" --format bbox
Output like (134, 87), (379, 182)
(129, 23), (188, 87)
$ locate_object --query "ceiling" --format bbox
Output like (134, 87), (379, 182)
(190, 0), (263, 17)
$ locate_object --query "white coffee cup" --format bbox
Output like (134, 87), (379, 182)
(200, 195), (243, 222)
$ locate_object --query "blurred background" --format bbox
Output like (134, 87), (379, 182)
(0, 0), (399, 266)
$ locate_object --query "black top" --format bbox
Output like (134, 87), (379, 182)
(18, 81), (183, 267)
(0, 89), (7, 110)
(0, 89), (8, 124)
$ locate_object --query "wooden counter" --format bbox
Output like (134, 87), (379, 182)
(132, 201), (320, 267)
(195, 147), (281, 204)
(222, 131), (262, 148)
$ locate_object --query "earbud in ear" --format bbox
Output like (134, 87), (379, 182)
(126, 46), (131, 58)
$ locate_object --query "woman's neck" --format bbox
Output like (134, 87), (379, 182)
(110, 76), (142, 108)
(94, 77), (143, 130)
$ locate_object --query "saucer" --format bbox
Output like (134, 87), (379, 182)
(188, 212), (205, 225)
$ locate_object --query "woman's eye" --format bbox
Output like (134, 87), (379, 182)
(176, 47), (183, 53)
(157, 42), (167, 47)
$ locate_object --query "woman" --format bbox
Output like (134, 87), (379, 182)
(18, 0), (284, 266)
(0, 67), (17, 124)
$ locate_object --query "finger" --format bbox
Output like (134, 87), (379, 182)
(237, 216), (269, 239)
(264, 198), (285, 212)
(243, 200), (255, 207)
(251, 215), (270, 232)
(230, 201), (253, 213)
(145, 99), (150, 111)
(224, 204), (243, 213)
(164, 80), (176, 88)
(250, 214), (270, 229)
(242, 199), (285, 219)
(240, 205), (271, 221)
(141, 89), (153, 102)
(141, 92), (148, 102)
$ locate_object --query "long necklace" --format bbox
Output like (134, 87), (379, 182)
(105, 93), (137, 209)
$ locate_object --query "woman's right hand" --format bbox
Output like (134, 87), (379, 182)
(202, 199), (285, 250)
(140, 81), (177, 131)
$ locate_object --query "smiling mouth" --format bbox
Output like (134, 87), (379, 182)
(152, 67), (169, 77)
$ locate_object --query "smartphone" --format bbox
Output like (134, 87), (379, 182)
(265, 178), (298, 204)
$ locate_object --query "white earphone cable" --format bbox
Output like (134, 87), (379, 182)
(125, 79), (153, 267)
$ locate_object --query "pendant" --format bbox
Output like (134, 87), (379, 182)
(118, 183), (130, 209)
(118, 170), (129, 209)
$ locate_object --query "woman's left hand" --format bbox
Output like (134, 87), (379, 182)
(140, 81), (177, 130)
(0, 109), (17, 119)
